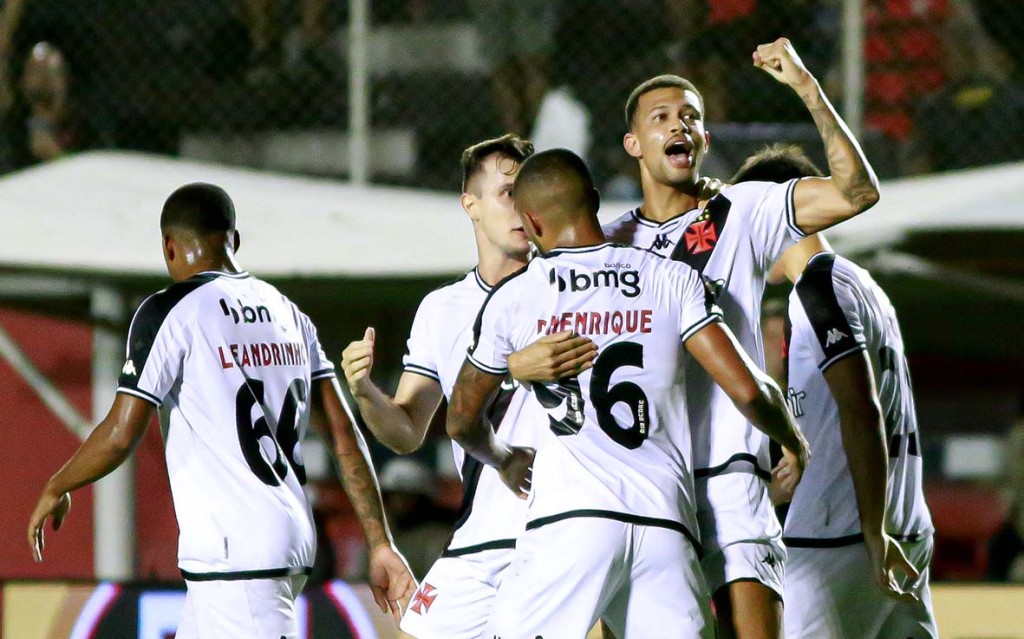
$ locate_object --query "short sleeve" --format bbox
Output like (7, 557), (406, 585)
(677, 265), (724, 343)
(466, 285), (516, 376)
(402, 297), (440, 382)
(301, 312), (336, 381)
(794, 254), (867, 372)
(117, 293), (188, 407)
(731, 179), (806, 268)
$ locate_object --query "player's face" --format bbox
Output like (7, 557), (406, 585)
(465, 154), (531, 256)
(624, 87), (710, 188)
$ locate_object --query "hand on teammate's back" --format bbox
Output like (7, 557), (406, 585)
(506, 331), (598, 384)
(342, 327), (377, 395)
(367, 542), (418, 625)
(752, 37), (814, 91)
(498, 446), (536, 500)
(865, 533), (923, 604)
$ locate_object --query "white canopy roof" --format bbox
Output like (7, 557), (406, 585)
(0, 151), (1021, 279)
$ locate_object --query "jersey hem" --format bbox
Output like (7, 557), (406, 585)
(783, 530), (932, 548)
(311, 368), (337, 381)
(466, 354), (507, 376)
(785, 178), (807, 238)
(681, 314), (722, 344)
(525, 509), (701, 558)
(818, 343), (868, 373)
(116, 386), (162, 407)
(403, 364), (441, 382)
(181, 565), (312, 581)
(694, 452), (772, 481)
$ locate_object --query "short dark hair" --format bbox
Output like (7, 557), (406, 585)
(625, 75), (704, 131)
(513, 148), (598, 213)
(460, 133), (535, 193)
(160, 183), (236, 233)
(731, 144), (824, 184)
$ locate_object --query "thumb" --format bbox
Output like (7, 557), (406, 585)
(364, 327), (376, 343)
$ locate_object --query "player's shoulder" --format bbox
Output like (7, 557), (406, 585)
(129, 271), (225, 334)
(721, 178), (796, 209)
(601, 208), (641, 241)
(417, 268), (491, 313)
(793, 252), (865, 315)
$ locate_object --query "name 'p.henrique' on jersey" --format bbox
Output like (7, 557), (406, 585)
(402, 268), (547, 556)
(783, 253), (933, 545)
(116, 270), (336, 580)
(604, 179), (805, 552)
(468, 243), (721, 541)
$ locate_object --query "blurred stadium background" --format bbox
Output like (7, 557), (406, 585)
(1, 0), (1023, 636)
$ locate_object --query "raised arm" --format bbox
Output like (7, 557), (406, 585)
(824, 352), (920, 601)
(309, 376), (416, 622)
(341, 327), (443, 454)
(28, 393), (154, 561)
(685, 321), (810, 477)
(754, 38), (880, 234)
(447, 359), (533, 498)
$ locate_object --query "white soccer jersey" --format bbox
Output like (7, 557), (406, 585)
(783, 253), (934, 544)
(403, 268), (545, 555)
(117, 270), (334, 580)
(468, 243), (721, 540)
(604, 180), (803, 552)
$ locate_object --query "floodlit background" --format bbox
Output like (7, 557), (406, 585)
(1, 0), (1023, 636)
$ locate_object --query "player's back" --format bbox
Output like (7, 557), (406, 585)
(469, 243), (720, 537)
(117, 270), (335, 578)
(784, 253), (933, 542)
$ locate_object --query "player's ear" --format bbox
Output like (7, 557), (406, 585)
(162, 233), (175, 263)
(460, 192), (477, 220)
(704, 130), (711, 153)
(623, 132), (641, 159)
(231, 230), (241, 253)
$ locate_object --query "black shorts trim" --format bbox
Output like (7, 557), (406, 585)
(694, 453), (772, 481)
(526, 509), (702, 558)
(181, 566), (312, 582)
(784, 530), (929, 548)
(441, 539), (517, 558)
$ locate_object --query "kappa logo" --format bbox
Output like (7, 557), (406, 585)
(121, 359), (137, 377)
(411, 583), (438, 615)
(548, 267), (642, 298)
(825, 327), (848, 347)
(651, 233), (674, 251)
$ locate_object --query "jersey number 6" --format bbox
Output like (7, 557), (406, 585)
(235, 378), (308, 486)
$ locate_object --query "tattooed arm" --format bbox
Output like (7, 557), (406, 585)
(310, 377), (415, 623)
(753, 38), (880, 234)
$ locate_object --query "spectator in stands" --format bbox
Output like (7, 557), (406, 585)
(239, 0), (335, 82)
(470, 0), (554, 136)
(376, 458), (453, 580)
(19, 42), (86, 163)
(989, 412), (1024, 582)
(904, 7), (1024, 174)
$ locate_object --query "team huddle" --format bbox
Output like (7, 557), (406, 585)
(28, 39), (937, 638)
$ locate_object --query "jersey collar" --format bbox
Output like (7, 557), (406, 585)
(196, 270), (251, 280)
(630, 205), (700, 228)
(472, 267), (493, 292)
(545, 241), (615, 257)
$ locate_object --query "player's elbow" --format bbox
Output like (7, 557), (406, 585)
(385, 434), (422, 456)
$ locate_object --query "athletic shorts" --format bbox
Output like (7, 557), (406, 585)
(399, 546), (515, 639)
(176, 574), (307, 639)
(486, 515), (714, 639)
(697, 470), (785, 594)
(784, 535), (938, 639)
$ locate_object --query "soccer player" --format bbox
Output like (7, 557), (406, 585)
(734, 146), (938, 638)
(448, 149), (809, 638)
(340, 134), (592, 639)
(27, 183), (415, 637)
(510, 38), (882, 638)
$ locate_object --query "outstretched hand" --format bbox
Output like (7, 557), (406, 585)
(27, 489), (71, 562)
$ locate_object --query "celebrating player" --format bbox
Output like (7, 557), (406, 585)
(509, 37), (881, 638)
(340, 134), (591, 639)
(27, 183), (415, 637)
(733, 145), (937, 639)
(447, 149), (808, 638)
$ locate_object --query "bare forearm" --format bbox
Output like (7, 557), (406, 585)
(741, 378), (804, 454)
(351, 382), (427, 454)
(839, 409), (888, 536)
(47, 421), (136, 495)
(798, 79), (879, 212)
(331, 426), (393, 549)
(447, 362), (508, 468)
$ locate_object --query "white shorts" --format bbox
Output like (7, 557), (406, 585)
(697, 470), (784, 593)
(399, 546), (515, 639)
(784, 536), (938, 639)
(176, 574), (307, 639)
(487, 515), (714, 639)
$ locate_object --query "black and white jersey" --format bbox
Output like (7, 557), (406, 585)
(117, 270), (334, 579)
(783, 253), (934, 544)
(403, 268), (547, 555)
(468, 243), (721, 539)
(603, 181), (803, 545)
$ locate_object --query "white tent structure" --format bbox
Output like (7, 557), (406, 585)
(1, 151), (1022, 578)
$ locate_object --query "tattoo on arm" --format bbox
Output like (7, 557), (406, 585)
(806, 92), (879, 212)
(447, 360), (505, 467)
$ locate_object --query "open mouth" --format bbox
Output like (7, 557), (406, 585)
(664, 139), (694, 169)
